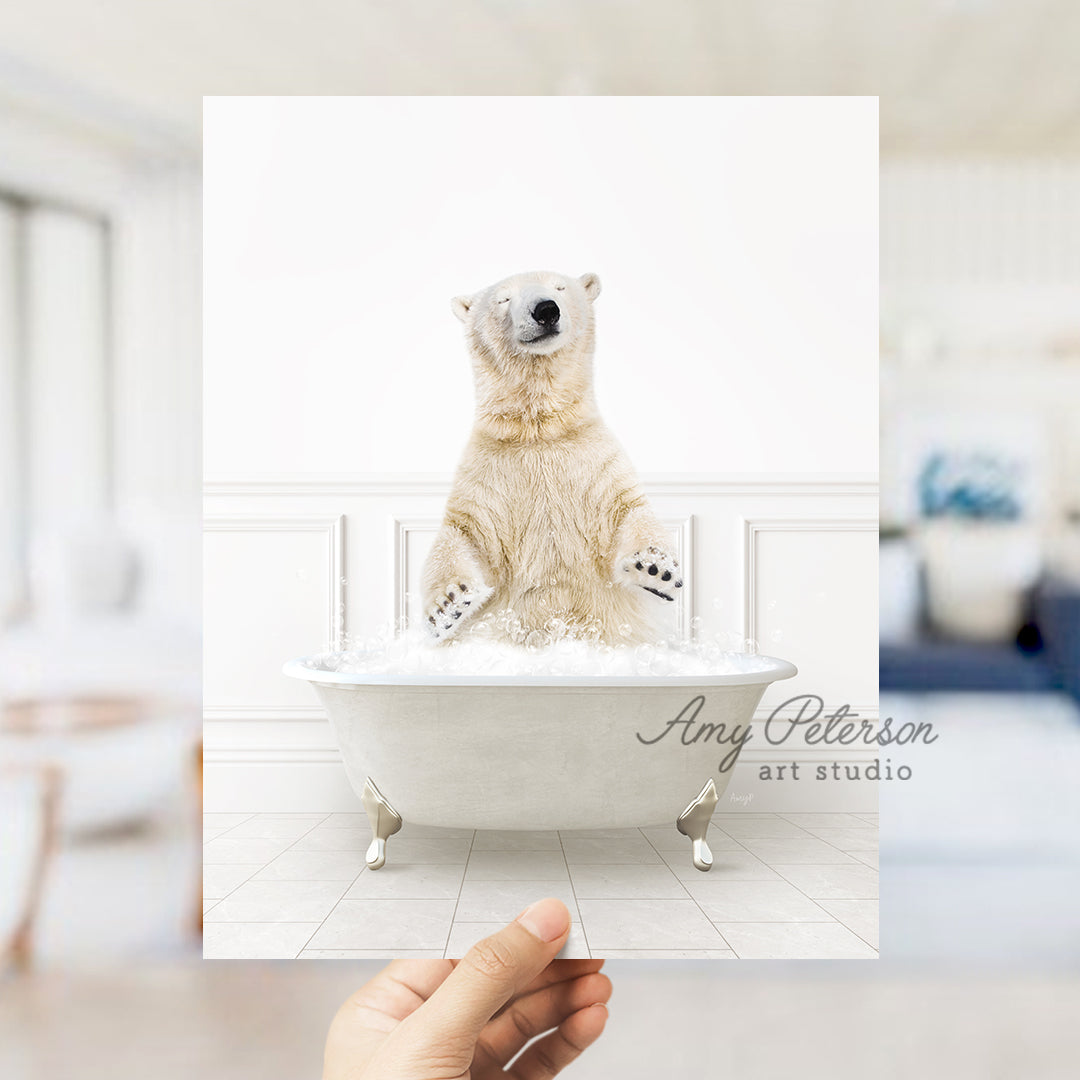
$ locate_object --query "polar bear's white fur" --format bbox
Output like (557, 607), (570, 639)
(422, 270), (681, 645)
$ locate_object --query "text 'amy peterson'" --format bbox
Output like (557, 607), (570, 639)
(635, 694), (937, 772)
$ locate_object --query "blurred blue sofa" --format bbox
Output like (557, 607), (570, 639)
(880, 577), (1080, 700)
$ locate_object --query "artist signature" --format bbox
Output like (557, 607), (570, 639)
(635, 693), (937, 772)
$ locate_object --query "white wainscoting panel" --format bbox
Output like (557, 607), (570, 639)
(203, 477), (878, 813)
(204, 514), (344, 715)
(742, 517), (879, 716)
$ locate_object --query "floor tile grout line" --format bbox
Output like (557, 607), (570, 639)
(638, 823), (735, 955)
(800, 822), (880, 862)
(732, 830), (859, 923)
(700, 911), (878, 960)
(768, 863), (878, 903)
(705, 919), (844, 925)
(201, 863), (266, 906)
(558, 830), (589, 958)
(814, 903), (880, 952)
(665, 814), (870, 946)
(638, 827), (695, 900)
(290, 816), (372, 958)
(775, 811), (877, 827)
(445, 830), (477, 959)
(217, 813), (345, 897)
(717, 819), (815, 842)
(203, 818), (341, 958)
(203, 811), (257, 834)
(206, 919), (354, 924)
(688, 880), (844, 925)
(204, 811), (330, 843)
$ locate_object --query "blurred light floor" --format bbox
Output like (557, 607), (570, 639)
(882, 692), (1080, 965)
(35, 807), (200, 966)
(3, 961), (1080, 1079)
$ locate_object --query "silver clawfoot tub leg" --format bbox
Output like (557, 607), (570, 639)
(676, 779), (720, 872)
(361, 777), (402, 870)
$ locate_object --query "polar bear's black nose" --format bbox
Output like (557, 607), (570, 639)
(533, 300), (560, 327)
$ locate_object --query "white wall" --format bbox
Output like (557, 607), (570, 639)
(204, 96), (878, 478)
(203, 97), (879, 814)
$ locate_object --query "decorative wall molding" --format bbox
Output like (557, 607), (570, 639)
(205, 474), (879, 498)
(391, 516), (439, 630)
(204, 513), (346, 648)
(741, 516), (879, 644)
(666, 515), (694, 640)
(203, 706), (327, 723)
(741, 515), (878, 716)
(204, 747), (342, 765)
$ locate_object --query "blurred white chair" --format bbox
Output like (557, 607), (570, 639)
(1, 520), (199, 834)
(27, 520), (140, 624)
(0, 766), (60, 972)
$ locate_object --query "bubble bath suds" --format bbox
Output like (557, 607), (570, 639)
(303, 612), (778, 679)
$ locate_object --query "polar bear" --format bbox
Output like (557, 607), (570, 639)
(421, 270), (681, 645)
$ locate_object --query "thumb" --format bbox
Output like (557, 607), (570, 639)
(408, 898), (571, 1047)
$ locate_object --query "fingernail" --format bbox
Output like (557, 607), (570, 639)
(515, 898), (570, 942)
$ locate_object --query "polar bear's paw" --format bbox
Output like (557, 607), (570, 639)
(426, 581), (493, 641)
(619, 548), (683, 602)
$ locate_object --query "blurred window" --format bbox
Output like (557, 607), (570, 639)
(0, 193), (111, 622)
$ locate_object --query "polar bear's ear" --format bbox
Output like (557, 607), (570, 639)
(579, 273), (601, 301)
(450, 294), (474, 322)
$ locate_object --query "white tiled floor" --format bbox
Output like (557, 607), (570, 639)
(204, 811), (878, 959)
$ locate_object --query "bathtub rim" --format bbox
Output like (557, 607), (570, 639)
(282, 653), (797, 688)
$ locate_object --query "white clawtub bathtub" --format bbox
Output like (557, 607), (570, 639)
(283, 656), (797, 871)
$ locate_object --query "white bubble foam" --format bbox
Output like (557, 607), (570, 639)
(303, 624), (779, 678)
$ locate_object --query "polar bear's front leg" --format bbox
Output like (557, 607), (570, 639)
(612, 504), (684, 603)
(421, 525), (494, 642)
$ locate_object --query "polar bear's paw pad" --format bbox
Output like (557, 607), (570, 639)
(620, 549), (682, 601)
(426, 581), (492, 641)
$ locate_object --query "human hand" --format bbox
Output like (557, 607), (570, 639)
(323, 898), (611, 1079)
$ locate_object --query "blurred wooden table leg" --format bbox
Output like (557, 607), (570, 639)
(192, 740), (203, 939)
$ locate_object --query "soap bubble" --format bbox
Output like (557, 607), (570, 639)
(305, 610), (784, 680)
(649, 653), (673, 676)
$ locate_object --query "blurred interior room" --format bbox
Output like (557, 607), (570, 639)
(0, 44), (202, 970)
(2, 0), (1080, 1077)
(880, 161), (1080, 963)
